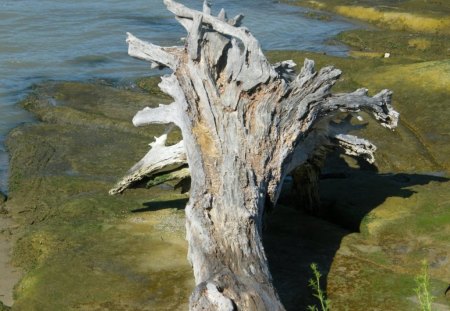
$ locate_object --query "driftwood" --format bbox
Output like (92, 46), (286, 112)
(109, 134), (186, 195)
(112, 1), (398, 309)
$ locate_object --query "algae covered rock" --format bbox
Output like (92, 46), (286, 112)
(6, 80), (193, 310)
(321, 171), (450, 310)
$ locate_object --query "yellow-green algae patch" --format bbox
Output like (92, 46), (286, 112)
(285, 0), (450, 34)
(5, 80), (192, 310)
(352, 60), (450, 172)
(335, 5), (450, 34)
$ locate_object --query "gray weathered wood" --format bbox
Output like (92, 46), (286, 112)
(109, 134), (186, 195)
(126, 32), (182, 70)
(115, 1), (399, 309)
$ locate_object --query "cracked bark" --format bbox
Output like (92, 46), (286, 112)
(112, 1), (399, 309)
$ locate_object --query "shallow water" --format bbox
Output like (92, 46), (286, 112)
(0, 0), (358, 192)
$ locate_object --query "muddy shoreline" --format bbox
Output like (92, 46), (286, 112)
(0, 213), (21, 308)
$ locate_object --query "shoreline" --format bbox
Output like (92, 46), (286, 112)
(0, 212), (21, 308)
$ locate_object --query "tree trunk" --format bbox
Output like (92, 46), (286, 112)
(116, 1), (399, 309)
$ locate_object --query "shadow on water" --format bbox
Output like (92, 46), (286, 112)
(264, 154), (449, 310)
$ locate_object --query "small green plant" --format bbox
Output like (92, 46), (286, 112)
(307, 263), (331, 311)
(414, 260), (435, 311)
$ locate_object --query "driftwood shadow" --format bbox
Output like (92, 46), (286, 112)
(264, 161), (449, 310)
(132, 198), (188, 213)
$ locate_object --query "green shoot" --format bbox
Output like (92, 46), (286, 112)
(307, 263), (331, 311)
(414, 260), (435, 311)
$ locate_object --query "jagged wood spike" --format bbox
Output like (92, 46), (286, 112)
(229, 14), (244, 26)
(115, 1), (400, 310)
(187, 13), (203, 60)
(202, 0), (211, 15)
(217, 8), (227, 21)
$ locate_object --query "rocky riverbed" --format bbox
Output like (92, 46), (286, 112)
(1, 1), (449, 310)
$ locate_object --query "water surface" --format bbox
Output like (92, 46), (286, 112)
(0, 0), (358, 192)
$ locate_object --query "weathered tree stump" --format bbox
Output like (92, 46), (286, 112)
(111, 1), (398, 309)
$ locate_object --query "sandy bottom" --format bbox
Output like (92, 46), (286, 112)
(0, 215), (21, 307)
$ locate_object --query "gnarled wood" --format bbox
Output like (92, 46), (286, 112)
(115, 1), (399, 309)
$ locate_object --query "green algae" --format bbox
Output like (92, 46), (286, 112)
(327, 179), (450, 310)
(5, 79), (193, 310)
(337, 29), (450, 62)
(13, 209), (192, 311)
(19, 81), (181, 144)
